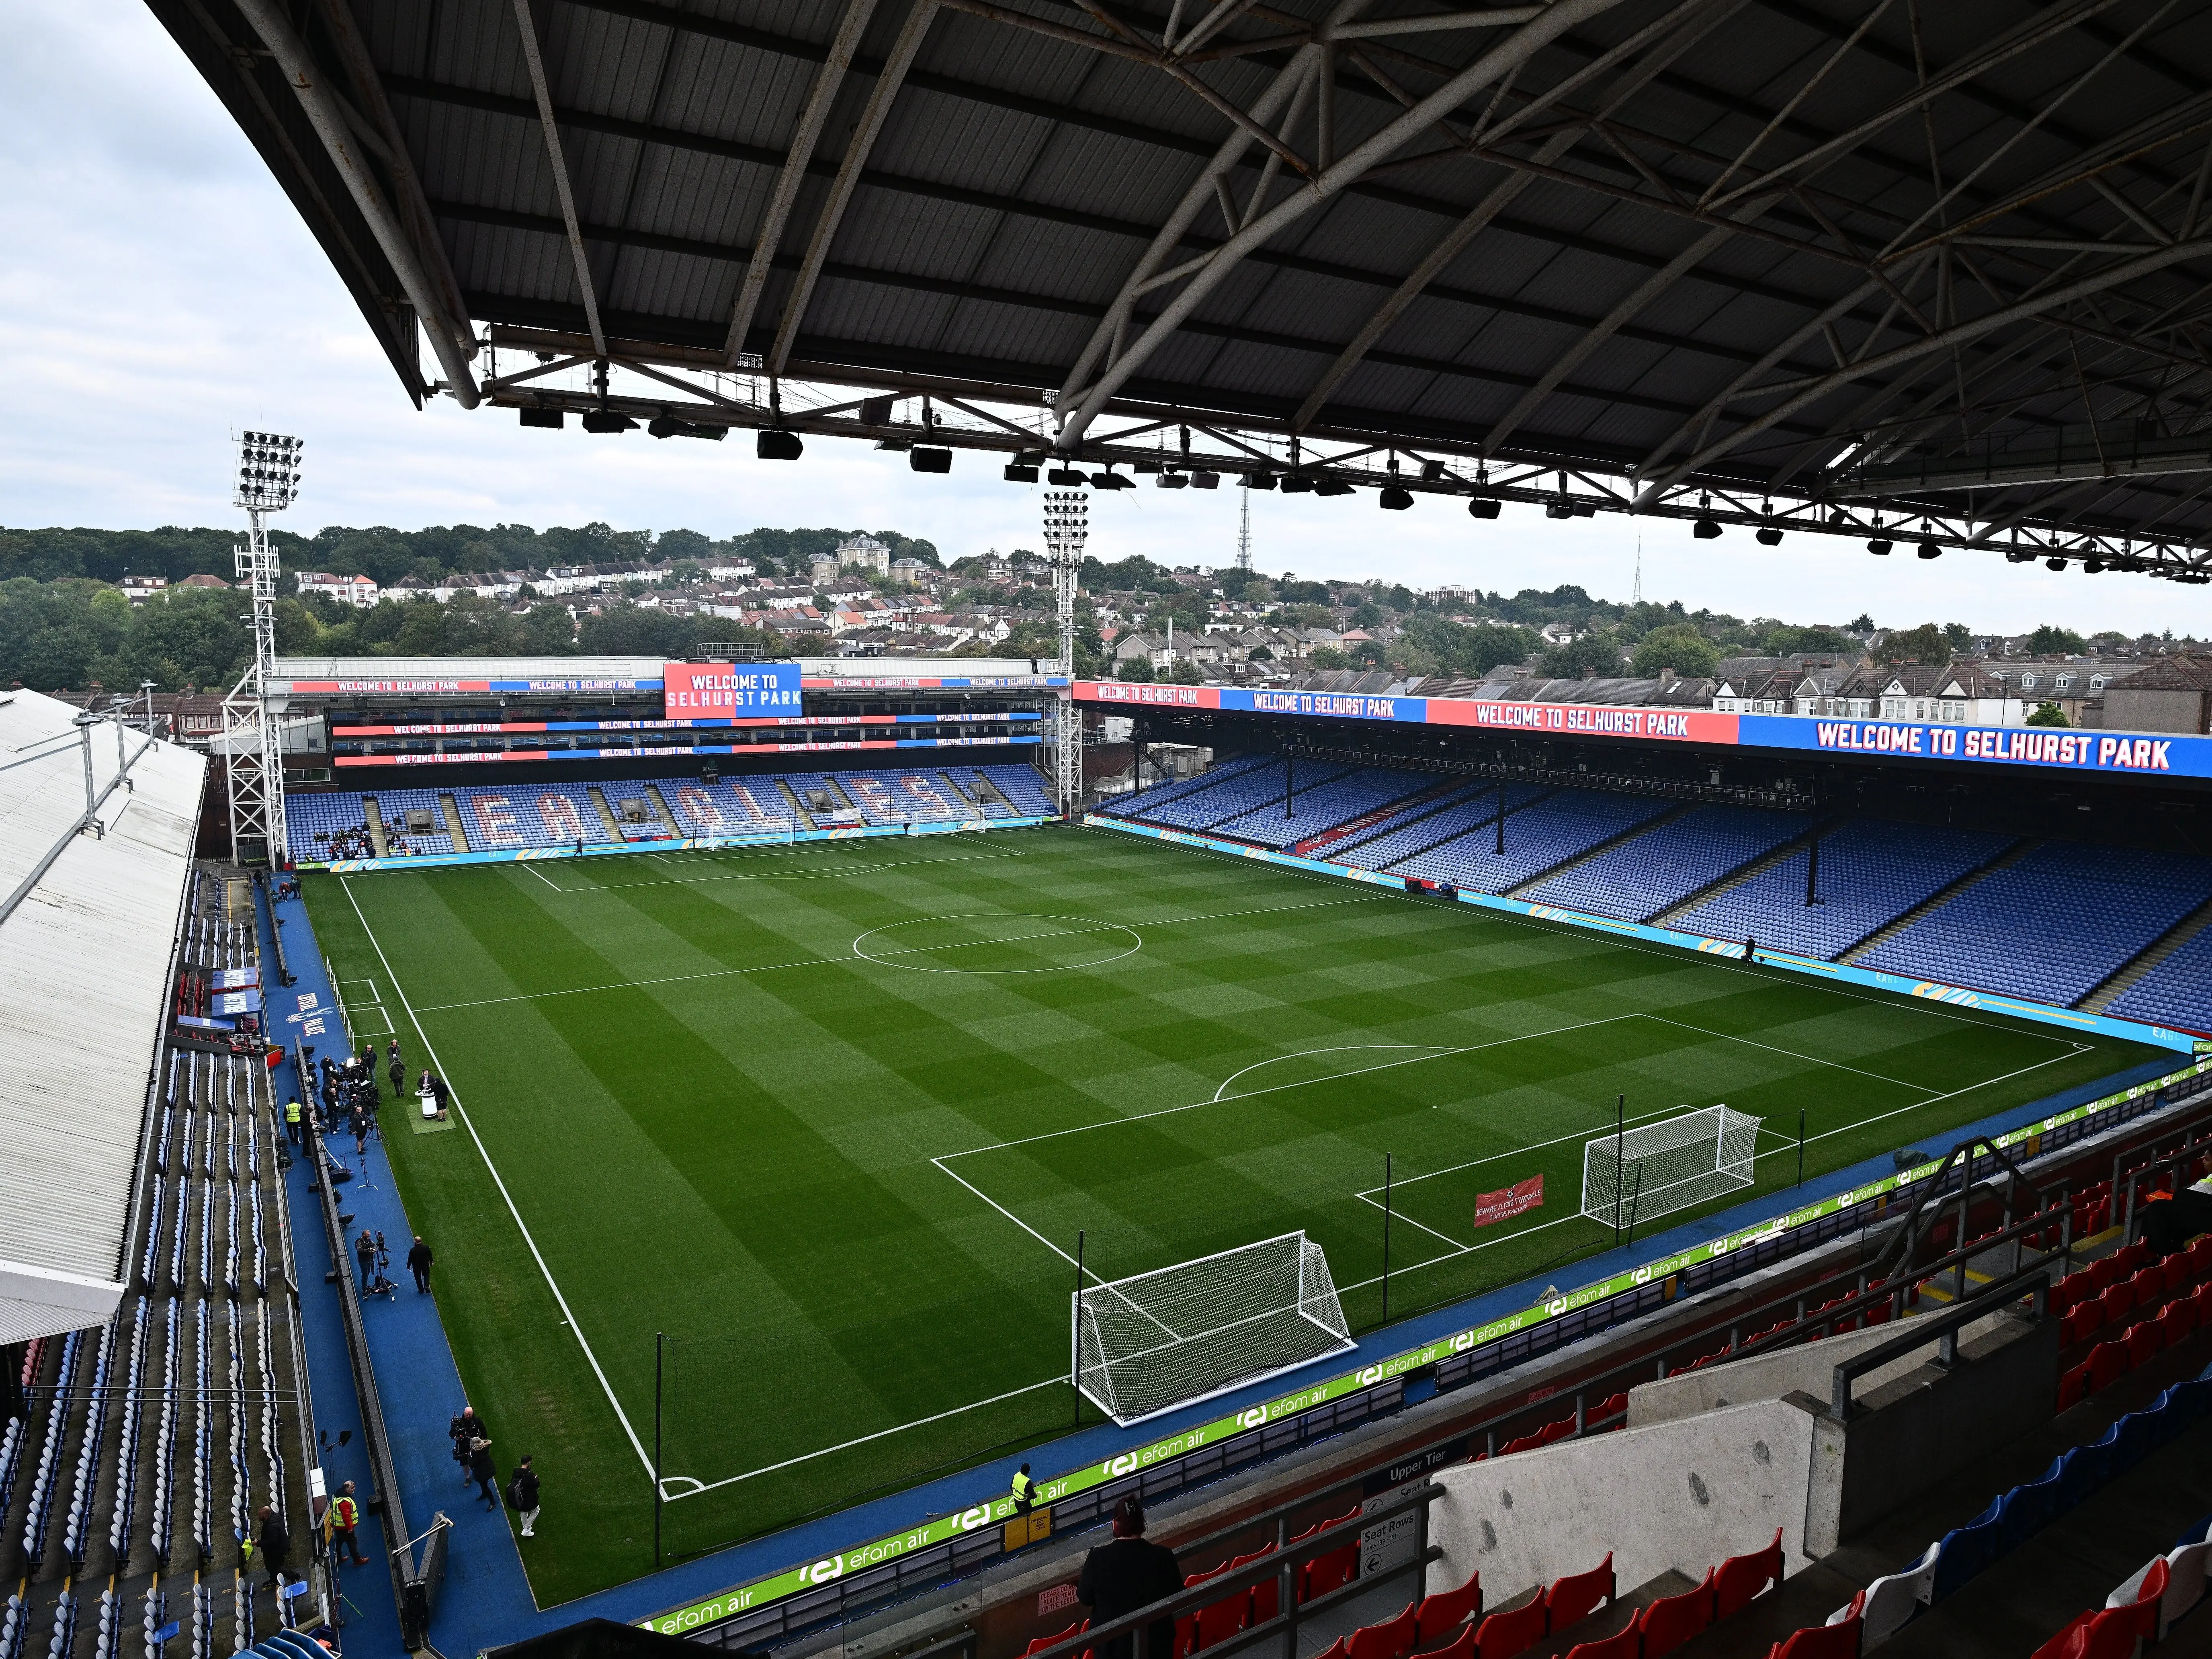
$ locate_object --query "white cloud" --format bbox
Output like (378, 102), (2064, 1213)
(4, 2), (2206, 640)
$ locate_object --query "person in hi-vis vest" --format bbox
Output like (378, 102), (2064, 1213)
(1011, 1463), (1036, 1515)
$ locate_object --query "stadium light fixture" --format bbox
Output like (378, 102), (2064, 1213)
(2046, 556), (2067, 571)
(909, 446), (952, 473)
(581, 410), (635, 433)
(1755, 526), (1783, 545)
(1005, 462), (1040, 482)
(1190, 471), (1220, 489)
(1917, 540), (1942, 559)
(1868, 538), (1892, 555)
(1469, 495), (1501, 519)
(1246, 469), (1277, 490)
(1157, 471), (1188, 489)
(1280, 473), (1314, 494)
(518, 407), (564, 429)
(2084, 557), (2105, 573)
(757, 428), (803, 460)
(1048, 466), (1087, 485)
(1378, 485), (1413, 510)
(1693, 517), (1721, 539)
(233, 430), (303, 512)
(1315, 478), (1354, 497)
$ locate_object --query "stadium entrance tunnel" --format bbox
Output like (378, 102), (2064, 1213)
(852, 914), (1142, 974)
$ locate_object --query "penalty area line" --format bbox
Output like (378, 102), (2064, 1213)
(340, 876), (658, 1486)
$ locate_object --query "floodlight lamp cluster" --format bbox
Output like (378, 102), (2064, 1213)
(234, 431), (303, 511)
(1041, 489), (1090, 559)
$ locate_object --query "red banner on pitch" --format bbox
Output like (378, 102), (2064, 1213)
(1475, 1174), (1543, 1228)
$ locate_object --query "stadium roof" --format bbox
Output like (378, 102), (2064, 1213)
(0, 691), (205, 1344)
(152, 0), (2212, 575)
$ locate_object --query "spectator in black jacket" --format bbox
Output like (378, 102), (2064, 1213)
(450, 1405), (486, 1487)
(255, 1505), (288, 1591)
(1078, 1499), (1181, 1659)
(510, 1456), (541, 1537)
(406, 1235), (434, 1294)
(468, 1437), (499, 1509)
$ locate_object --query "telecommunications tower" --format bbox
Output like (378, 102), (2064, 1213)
(1236, 481), (1253, 570)
(1042, 489), (1089, 817)
(224, 430), (303, 866)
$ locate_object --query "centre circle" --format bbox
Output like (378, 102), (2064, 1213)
(851, 914), (1143, 974)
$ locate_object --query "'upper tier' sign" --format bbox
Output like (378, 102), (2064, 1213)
(663, 662), (803, 716)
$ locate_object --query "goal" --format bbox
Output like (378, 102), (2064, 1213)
(1581, 1105), (1761, 1230)
(1072, 1232), (1355, 1426)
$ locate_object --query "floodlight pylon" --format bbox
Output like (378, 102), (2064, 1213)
(224, 431), (303, 866)
(1042, 489), (1089, 817)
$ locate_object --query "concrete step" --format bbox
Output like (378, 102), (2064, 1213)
(1322, 778), (1489, 858)
(585, 784), (626, 841)
(1500, 802), (1694, 898)
(2078, 893), (2212, 1012)
(437, 791), (470, 851)
(360, 796), (389, 856)
(776, 777), (819, 829)
(1380, 788), (1557, 873)
(643, 783), (681, 838)
(1839, 835), (2037, 965)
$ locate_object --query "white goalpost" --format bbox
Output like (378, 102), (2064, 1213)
(1581, 1105), (1761, 1231)
(1072, 1232), (1354, 1426)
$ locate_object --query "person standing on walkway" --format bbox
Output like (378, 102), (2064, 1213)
(389, 1051), (406, 1101)
(330, 1481), (369, 1566)
(510, 1456), (541, 1538)
(255, 1505), (289, 1592)
(283, 1098), (302, 1146)
(354, 1229), (377, 1292)
(1011, 1463), (1036, 1515)
(406, 1235), (434, 1294)
(469, 1437), (499, 1509)
(450, 1405), (486, 1487)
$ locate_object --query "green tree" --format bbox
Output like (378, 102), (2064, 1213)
(1847, 613), (1875, 631)
(1309, 645), (1350, 669)
(523, 602), (576, 653)
(1629, 624), (1720, 679)
(2027, 701), (2069, 726)
(2027, 624), (2086, 655)
(1536, 633), (1625, 679)
(1116, 659), (1155, 682)
(1350, 601), (1382, 628)
(1878, 622), (1950, 665)
(1942, 622), (1973, 651)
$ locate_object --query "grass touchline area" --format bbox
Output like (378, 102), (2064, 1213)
(300, 822), (2160, 1604)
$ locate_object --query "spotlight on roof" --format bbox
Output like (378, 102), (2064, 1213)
(1378, 486), (1413, 510)
(518, 408), (564, 430)
(647, 415), (723, 440)
(1315, 478), (1354, 497)
(1916, 540), (1941, 559)
(1468, 496), (1501, 520)
(758, 429), (803, 460)
(1004, 462), (1039, 482)
(1156, 472), (1188, 489)
(1867, 538), (1892, 555)
(2045, 556), (2067, 571)
(1280, 473), (1314, 494)
(1693, 516), (1722, 540)
(1048, 467), (1087, 485)
(1245, 470), (1278, 490)
(2083, 557), (2104, 573)
(1190, 471), (1220, 490)
(1545, 501), (1573, 520)
(1091, 469), (1132, 489)
(909, 446), (952, 473)
(2005, 548), (2034, 563)
(581, 410), (635, 433)
(1755, 526), (1782, 546)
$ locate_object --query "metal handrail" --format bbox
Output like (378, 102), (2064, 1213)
(1829, 1258), (2057, 1419)
(1024, 1486), (1444, 1659)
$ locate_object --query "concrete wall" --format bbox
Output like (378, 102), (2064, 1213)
(1429, 1398), (1818, 1606)
(2103, 686), (2209, 734)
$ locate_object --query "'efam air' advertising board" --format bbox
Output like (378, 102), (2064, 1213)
(663, 662), (803, 716)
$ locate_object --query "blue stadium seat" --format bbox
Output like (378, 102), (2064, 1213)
(283, 792), (374, 861)
(453, 784), (614, 850)
(1519, 805), (1803, 922)
(360, 788), (457, 855)
(2109, 920), (2212, 1029)
(977, 765), (1056, 816)
(1390, 788), (1671, 892)
(1335, 784), (1548, 870)
(1211, 767), (1434, 850)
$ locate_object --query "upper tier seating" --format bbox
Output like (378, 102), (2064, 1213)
(1390, 788), (1672, 892)
(1212, 767), (1434, 850)
(1140, 758), (1358, 831)
(284, 793), (372, 862)
(1333, 784), (1549, 870)
(1103, 754), (1273, 817)
(1860, 841), (2212, 1006)
(2110, 923), (2212, 1032)
(360, 788), (455, 855)
(1674, 818), (2011, 959)
(454, 784), (613, 850)
(979, 765), (1056, 816)
(1519, 805), (1804, 922)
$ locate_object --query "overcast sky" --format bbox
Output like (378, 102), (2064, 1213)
(6, 1), (2209, 640)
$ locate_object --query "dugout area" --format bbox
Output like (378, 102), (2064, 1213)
(295, 821), (2161, 1603)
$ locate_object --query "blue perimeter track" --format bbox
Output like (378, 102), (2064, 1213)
(254, 870), (2177, 1655)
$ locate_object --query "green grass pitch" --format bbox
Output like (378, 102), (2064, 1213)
(300, 822), (2158, 1603)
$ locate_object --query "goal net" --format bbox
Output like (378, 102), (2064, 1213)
(1581, 1105), (1761, 1229)
(1072, 1232), (1354, 1427)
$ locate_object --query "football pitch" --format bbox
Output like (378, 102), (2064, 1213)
(301, 823), (2157, 1602)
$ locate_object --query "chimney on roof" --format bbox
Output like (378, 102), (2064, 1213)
(1660, 666), (1676, 686)
(1582, 666), (1596, 680)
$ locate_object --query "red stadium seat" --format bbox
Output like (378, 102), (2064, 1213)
(1593, 1393), (1630, 1422)
(1303, 1541), (1358, 1603)
(2048, 1275), (2084, 1316)
(1766, 1604), (1861, 1658)
(2128, 1266), (2167, 1310)
(2083, 1256), (2121, 1293)
(1501, 1431), (1546, 1456)
(1472, 1600), (1547, 1659)
(2185, 1237), (2212, 1281)
(1348, 1604), (1418, 1659)
(1416, 1623), (1477, 1659)
(1539, 1418), (1577, 1445)
(2113, 1241), (2150, 1274)
(2095, 1282), (2133, 1328)
(2086, 1338), (2130, 1393)
(2125, 1319), (2163, 1369)
(2061, 1304), (2100, 1347)
(1027, 1622), (1086, 1656)
(2163, 1252), (2194, 1295)
(1545, 1555), (1614, 1633)
(1715, 1529), (1785, 1618)
(1414, 1571), (1483, 1644)
(2163, 1294), (2200, 1344)
(2030, 1611), (2096, 1659)
(2057, 1361), (2091, 1412)
(1194, 1590), (1249, 1653)
(2105, 1557), (2169, 1645)
(1561, 1629), (1640, 1659)
(1636, 1569), (1714, 1659)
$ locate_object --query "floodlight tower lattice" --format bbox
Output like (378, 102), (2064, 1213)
(1042, 489), (1089, 817)
(224, 431), (303, 866)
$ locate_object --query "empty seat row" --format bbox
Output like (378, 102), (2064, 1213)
(1519, 805), (1804, 923)
(1212, 768), (1432, 850)
(1391, 789), (1672, 894)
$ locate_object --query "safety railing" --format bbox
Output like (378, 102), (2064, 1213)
(1830, 1259), (2056, 1418)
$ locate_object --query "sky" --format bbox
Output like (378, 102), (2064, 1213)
(4, 2), (2209, 640)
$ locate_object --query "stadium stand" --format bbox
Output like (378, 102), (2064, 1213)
(284, 792), (375, 860)
(981, 764), (1056, 817)
(1390, 788), (1672, 893)
(1673, 818), (2013, 959)
(453, 785), (613, 850)
(1099, 753), (1274, 818)
(1518, 805), (1806, 922)
(2110, 923), (2212, 1031)
(1133, 758), (1359, 831)
(1860, 841), (2212, 1007)
(1209, 767), (1434, 850)
(1331, 784), (1550, 871)
(360, 788), (455, 856)
(657, 780), (796, 836)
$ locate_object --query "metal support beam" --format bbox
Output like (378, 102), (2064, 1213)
(511, 0), (607, 356)
(724, 0), (881, 366)
(771, 0), (939, 377)
(1055, 0), (1649, 451)
(229, 0), (481, 406)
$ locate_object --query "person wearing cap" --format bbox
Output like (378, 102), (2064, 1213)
(1077, 1498), (1181, 1659)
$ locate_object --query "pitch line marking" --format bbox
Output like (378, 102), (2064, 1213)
(538, 832), (1033, 891)
(518, 859), (563, 891)
(1637, 1013), (1946, 1094)
(853, 916), (1143, 975)
(340, 876), (657, 1485)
